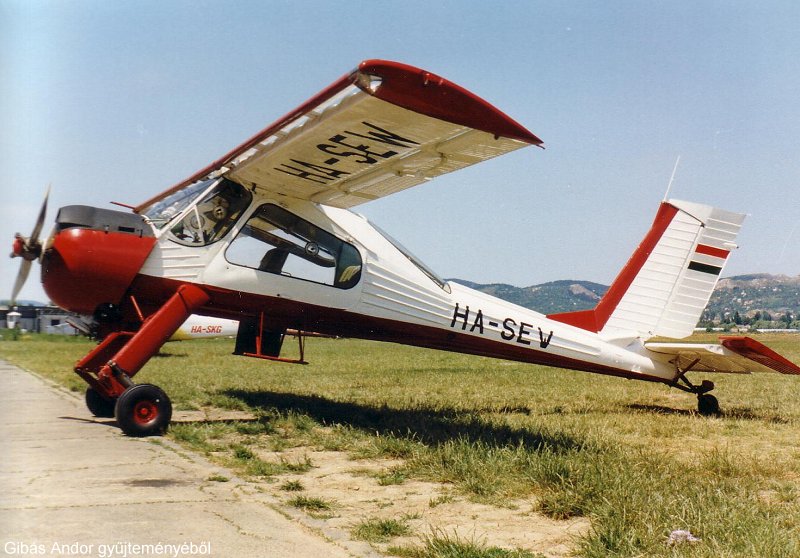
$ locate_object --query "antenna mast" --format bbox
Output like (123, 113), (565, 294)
(663, 156), (681, 201)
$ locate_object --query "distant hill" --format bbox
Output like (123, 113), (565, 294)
(705, 274), (800, 322)
(451, 274), (800, 325)
(450, 279), (608, 314)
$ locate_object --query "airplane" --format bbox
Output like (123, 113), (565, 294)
(168, 315), (239, 341)
(10, 59), (799, 436)
(167, 316), (331, 343)
(40, 310), (238, 341)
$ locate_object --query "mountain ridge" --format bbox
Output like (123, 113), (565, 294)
(450, 273), (800, 324)
(451, 279), (608, 315)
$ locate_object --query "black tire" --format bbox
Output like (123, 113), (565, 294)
(697, 393), (720, 416)
(114, 384), (172, 437)
(85, 387), (116, 418)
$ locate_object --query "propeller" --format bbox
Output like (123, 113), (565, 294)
(10, 185), (50, 304)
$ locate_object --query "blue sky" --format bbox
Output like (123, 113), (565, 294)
(2, 1), (799, 303)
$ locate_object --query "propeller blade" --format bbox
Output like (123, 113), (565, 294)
(9, 185), (49, 302)
(11, 259), (32, 304)
(29, 183), (51, 244)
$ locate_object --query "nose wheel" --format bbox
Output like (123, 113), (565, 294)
(85, 387), (117, 418)
(114, 384), (172, 437)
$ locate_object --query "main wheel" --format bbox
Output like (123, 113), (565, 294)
(114, 384), (172, 437)
(85, 387), (116, 418)
(697, 393), (720, 416)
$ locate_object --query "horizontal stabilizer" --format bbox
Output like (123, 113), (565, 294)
(645, 336), (800, 375)
(719, 336), (800, 375)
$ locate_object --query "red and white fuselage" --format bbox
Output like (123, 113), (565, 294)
(131, 195), (669, 382)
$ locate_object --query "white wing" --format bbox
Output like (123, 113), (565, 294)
(136, 60), (541, 213)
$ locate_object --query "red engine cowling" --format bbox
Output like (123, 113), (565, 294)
(41, 206), (157, 315)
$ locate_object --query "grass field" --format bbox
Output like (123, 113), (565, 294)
(2, 332), (799, 557)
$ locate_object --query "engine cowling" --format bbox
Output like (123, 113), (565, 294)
(41, 206), (157, 315)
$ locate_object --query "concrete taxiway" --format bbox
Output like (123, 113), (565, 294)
(0, 360), (361, 557)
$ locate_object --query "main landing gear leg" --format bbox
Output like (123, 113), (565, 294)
(671, 360), (720, 416)
(74, 284), (210, 436)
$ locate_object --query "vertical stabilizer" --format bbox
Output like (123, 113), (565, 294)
(549, 199), (745, 340)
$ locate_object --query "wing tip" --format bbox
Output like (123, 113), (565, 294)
(356, 59), (543, 146)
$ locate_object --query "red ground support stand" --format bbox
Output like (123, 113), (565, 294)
(236, 311), (308, 365)
(75, 331), (136, 396)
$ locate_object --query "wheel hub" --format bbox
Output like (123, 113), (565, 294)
(133, 400), (158, 425)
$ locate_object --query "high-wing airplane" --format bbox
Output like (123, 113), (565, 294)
(10, 60), (799, 436)
(168, 315), (239, 341)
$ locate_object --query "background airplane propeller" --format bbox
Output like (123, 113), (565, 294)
(10, 185), (50, 304)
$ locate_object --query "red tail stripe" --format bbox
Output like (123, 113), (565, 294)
(695, 244), (729, 259)
(548, 202), (679, 332)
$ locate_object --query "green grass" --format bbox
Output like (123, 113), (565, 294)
(279, 480), (305, 492)
(287, 495), (334, 513)
(389, 530), (542, 558)
(352, 517), (412, 543)
(377, 467), (409, 486)
(2, 333), (800, 556)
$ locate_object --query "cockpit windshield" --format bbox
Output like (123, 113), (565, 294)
(167, 179), (252, 246)
(140, 178), (251, 246)
(370, 221), (451, 293)
(140, 179), (214, 228)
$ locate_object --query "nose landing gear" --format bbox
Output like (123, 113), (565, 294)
(74, 284), (209, 436)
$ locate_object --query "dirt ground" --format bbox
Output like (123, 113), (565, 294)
(257, 446), (586, 556)
(171, 408), (588, 556)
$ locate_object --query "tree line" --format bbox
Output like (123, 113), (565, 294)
(698, 310), (799, 330)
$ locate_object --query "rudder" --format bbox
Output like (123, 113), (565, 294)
(549, 199), (745, 340)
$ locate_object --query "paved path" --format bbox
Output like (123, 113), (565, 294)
(0, 360), (360, 558)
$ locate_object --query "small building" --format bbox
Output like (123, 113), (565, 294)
(38, 306), (79, 334)
(0, 305), (80, 334)
(0, 305), (39, 331)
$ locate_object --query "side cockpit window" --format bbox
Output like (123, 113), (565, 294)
(225, 204), (362, 289)
(168, 179), (252, 246)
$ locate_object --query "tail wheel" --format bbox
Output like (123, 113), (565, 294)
(85, 387), (116, 418)
(114, 384), (172, 437)
(697, 393), (720, 416)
